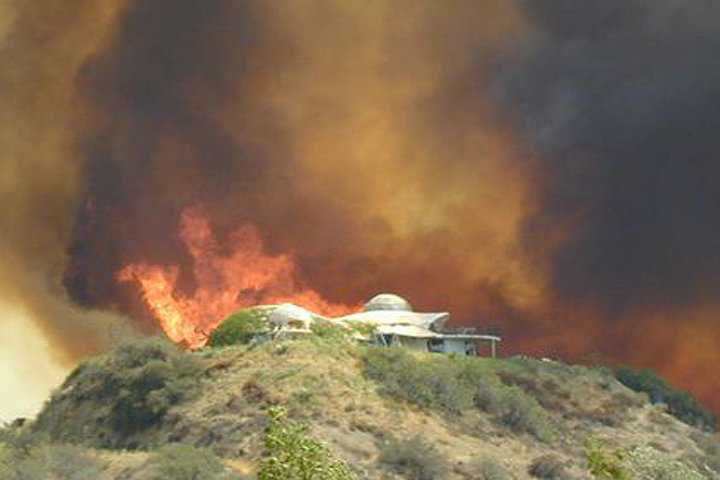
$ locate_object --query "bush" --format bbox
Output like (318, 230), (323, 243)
(258, 406), (355, 480)
(498, 387), (554, 442)
(33, 338), (206, 447)
(362, 348), (554, 441)
(528, 455), (570, 479)
(584, 392), (643, 427)
(584, 442), (706, 480)
(473, 457), (513, 480)
(0, 424), (48, 457)
(208, 308), (272, 347)
(585, 440), (631, 480)
(111, 341), (205, 434)
(311, 319), (352, 341)
(624, 446), (705, 480)
(149, 444), (228, 480)
(379, 435), (447, 480)
(362, 347), (474, 412)
(615, 367), (716, 431)
(0, 443), (105, 480)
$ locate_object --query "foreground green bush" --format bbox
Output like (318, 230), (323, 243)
(34, 338), (205, 447)
(258, 406), (355, 480)
(208, 307), (273, 347)
(585, 440), (706, 480)
(624, 446), (705, 480)
(615, 367), (716, 431)
(585, 440), (631, 480)
(362, 348), (554, 441)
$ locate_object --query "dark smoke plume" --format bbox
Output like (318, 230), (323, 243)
(2, 0), (720, 414)
(496, 0), (720, 406)
(503, 0), (720, 311)
(0, 0), (129, 363)
(63, 0), (535, 326)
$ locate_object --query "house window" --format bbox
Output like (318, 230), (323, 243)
(428, 338), (444, 353)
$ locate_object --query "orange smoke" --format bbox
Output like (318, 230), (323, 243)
(118, 206), (357, 348)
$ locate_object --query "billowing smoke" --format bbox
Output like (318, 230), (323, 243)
(62, 0), (539, 340)
(494, 0), (720, 408)
(0, 0), (130, 363)
(2, 0), (720, 415)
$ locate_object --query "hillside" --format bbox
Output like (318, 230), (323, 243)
(2, 329), (719, 479)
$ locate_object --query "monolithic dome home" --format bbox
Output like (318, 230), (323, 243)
(267, 293), (501, 357)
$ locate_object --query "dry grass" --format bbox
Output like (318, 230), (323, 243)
(21, 335), (717, 480)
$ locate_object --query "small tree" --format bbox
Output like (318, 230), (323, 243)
(585, 440), (631, 480)
(258, 406), (355, 480)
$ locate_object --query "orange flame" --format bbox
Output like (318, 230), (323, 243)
(118, 206), (357, 348)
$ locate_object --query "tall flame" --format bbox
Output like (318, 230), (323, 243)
(118, 206), (357, 348)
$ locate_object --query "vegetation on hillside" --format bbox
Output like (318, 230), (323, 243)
(0, 425), (106, 480)
(148, 443), (238, 480)
(615, 367), (716, 431)
(362, 347), (555, 442)
(258, 406), (355, 480)
(33, 338), (206, 448)
(208, 307), (274, 347)
(378, 435), (448, 480)
(12, 331), (720, 479)
(585, 439), (708, 480)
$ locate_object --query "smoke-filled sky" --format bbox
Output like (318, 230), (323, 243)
(2, 0), (720, 420)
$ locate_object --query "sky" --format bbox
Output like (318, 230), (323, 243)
(0, 301), (67, 422)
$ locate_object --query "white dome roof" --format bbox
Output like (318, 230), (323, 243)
(269, 303), (314, 327)
(363, 293), (413, 312)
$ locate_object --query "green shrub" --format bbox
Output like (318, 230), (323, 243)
(585, 440), (631, 480)
(362, 348), (554, 441)
(473, 457), (513, 480)
(528, 455), (570, 479)
(584, 441), (706, 480)
(311, 319), (351, 341)
(0, 444), (105, 480)
(498, 387), (554, 443)
(379, 435), (448, 480)
(114, 338), (180, 368)
(111, 341), (205, 434)
(33, 338), (206, 447)
(149, 444), (228, 480)
(0, 423), (49, 458)
(624, 446), (705, 480)
(346, 322), (377, 338)
(584, 392), (643, 427)
(363, 347), (475, 412)
(615, 367), (716, 431)
(208, 308), (272, 347)
(258, 406), (355, 480)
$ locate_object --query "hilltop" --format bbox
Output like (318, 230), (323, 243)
(1, 324), (719, 479)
